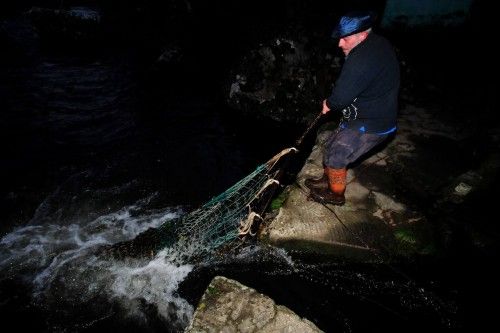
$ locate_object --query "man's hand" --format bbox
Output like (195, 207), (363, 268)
(322, 99), (331, 114)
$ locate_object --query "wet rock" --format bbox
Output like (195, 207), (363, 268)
(261, 103), (485, 260)
(185, 276), (323, 333)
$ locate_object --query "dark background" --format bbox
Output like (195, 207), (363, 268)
(1, 1), (498, 332)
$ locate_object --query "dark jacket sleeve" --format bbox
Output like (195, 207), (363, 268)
(326, 53), (374, 110)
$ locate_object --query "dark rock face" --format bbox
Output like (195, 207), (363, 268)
(226, 33), (341, 124)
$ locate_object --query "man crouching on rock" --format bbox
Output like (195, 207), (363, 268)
(306, 11), (400, 205)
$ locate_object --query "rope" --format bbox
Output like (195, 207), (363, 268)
(238, 212), (262, 237)
(266, 147), (298, 169)
(254, 179), (280, 199)
(295, 112), (324, 148)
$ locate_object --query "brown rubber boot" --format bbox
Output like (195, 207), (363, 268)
(309, 167), (346, 205)
(304, 168), (328, 190)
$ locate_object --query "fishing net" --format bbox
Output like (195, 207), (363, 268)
(107, 147), (297, 261)
(155, 147), (297, 260)
(107, 113), (322, 261)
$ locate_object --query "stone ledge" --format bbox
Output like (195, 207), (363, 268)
(185, 276), (323, 333)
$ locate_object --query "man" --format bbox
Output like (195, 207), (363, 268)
(306, 11), (400, 205)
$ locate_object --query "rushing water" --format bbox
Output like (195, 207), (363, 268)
(0, 17), (463, 333)
(0, 20), (302, 331)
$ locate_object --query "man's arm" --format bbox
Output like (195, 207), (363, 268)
(325, 51), (375, 111)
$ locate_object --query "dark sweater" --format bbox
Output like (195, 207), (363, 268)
(326, 33), (400, 133)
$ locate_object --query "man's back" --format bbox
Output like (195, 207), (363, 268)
(328, 32), (400, 133)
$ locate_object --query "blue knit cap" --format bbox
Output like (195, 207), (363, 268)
(331, 11), (376, 38)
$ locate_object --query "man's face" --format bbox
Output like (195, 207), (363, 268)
(338, 31), (367, 56)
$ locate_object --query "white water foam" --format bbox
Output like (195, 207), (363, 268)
(0, 195), (196, 327)
(108, 250), (194, 325)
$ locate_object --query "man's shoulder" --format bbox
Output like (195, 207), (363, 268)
(351, 33), (392, 61)
(368, 33), (392, 48)
(366, 33), (397, 61)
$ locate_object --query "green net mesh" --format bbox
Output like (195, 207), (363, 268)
(108, 148), (297, 261)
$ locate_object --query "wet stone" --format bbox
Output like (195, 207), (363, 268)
(261, 103), (486, 260)
(185, 276), (323, 333)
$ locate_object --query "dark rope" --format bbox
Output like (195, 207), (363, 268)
(295, 112), (324, 148)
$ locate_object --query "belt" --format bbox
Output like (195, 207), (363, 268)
(340, 123), (397, 136)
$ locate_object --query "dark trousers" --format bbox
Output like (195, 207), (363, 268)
(323, 128), (390, 169)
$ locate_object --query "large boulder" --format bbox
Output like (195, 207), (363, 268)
(185, 276), (323, 332)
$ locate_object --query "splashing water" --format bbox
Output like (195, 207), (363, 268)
(0, 194), (197, 330)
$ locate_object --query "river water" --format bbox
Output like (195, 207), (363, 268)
(0, 16), (464, 333)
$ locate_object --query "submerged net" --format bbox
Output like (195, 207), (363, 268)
(107, 147), (298, 261)
(108, 113), (322, 261)
(154, 147), (297, 260)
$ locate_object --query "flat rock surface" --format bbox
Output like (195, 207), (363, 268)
(262, 104), (496, 261)
(185, 276), (323, 333)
